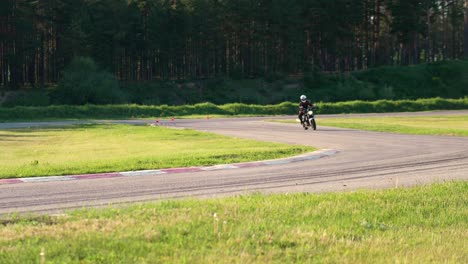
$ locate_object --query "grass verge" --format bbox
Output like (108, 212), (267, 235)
(0, 182), (466, 263)
(318, 115), (468, 136)
(0, 124), (312, 178)
(272, 115), (468, 137)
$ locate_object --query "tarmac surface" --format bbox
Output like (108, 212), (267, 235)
(1, 110), (467, 215)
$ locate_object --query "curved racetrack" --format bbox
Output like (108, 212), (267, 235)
(1, 111), (467, 215)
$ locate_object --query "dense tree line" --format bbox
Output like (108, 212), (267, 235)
(1, 0), (467, 89)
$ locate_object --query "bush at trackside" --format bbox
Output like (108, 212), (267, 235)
(0, 98), (466, 121)
(51, 57), (125, 105)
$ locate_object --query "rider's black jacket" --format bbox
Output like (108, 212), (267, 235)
(299, 100), (313, 112)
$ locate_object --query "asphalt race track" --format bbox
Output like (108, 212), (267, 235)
(1, 111), (467, 215)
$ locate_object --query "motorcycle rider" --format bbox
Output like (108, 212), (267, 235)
(298, 95), (313, 124)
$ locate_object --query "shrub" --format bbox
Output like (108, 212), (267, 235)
(193, 102), (227, 115)
(1, 90), (50, 107)
(1, 98), (466, 121)
(377, 85), (395, 100)
(51, 57), (125, 105)
(230, 64), (244, 80)
(353, 60), (468, 99)
(303, 67), (326, 89)
(265, 71), (288, 83)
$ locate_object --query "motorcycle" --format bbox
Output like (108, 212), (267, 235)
(301, 105), (317, 130)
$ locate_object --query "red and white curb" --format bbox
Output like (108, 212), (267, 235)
(0, 149), (338, 185)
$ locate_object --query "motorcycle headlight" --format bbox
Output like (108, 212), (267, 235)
(308, 111), (313, 115)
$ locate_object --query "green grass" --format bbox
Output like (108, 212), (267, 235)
(318, 115), (468, 136)
(272, 115), (468, 137)
(1, 182), (466, 263)
(0, 124), (312, 178)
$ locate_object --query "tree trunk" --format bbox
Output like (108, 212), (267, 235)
(373, 0), (380, 65)
(464, 0), (468, 58)
(364, 0), (370, 67)
(426, 9), (432, 62)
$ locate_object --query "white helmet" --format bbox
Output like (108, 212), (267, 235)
(300, 95), (307, 102)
